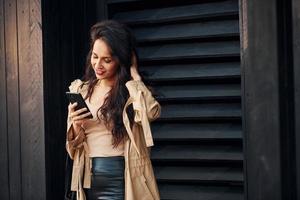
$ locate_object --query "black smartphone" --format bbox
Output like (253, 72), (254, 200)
(66, 92), (93, 119)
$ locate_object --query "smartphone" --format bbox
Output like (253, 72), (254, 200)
(66, 92), (93, 119)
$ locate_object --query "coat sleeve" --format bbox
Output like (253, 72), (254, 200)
(65, 79), (86, 159)
(125, 80), (161, 122)
(125, 80), (161, 147)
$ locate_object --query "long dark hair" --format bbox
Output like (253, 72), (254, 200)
(80, 20), (139, 147)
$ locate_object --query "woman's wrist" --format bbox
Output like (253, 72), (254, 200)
(132, 75), (141, 81)
(67, 125), (75, 141)
(73, 124), (85, 137)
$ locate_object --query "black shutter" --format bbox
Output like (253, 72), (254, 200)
(107, 0), (243, 199)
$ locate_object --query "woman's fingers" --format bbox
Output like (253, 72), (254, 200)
(68, 102), (78, 115)
(82, 111), (92, 118)
(72, 107), (87, 115)
(69, 103), (92, 119)
(72, 111), (92, 121)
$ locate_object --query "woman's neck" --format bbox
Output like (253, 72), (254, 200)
(96, 79), (114, 88)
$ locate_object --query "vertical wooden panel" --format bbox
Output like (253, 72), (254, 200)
(4, 0), (22, 199)
(41, 0), (64, 198)
(0, 0), (9, 198)
(17, 0), (46, 199)
(292, 0), (300, 199)
(240, 0), (282, 199)
(42, 0), (96, 198)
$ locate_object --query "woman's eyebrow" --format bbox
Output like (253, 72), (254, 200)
(92, 52), (111, 58)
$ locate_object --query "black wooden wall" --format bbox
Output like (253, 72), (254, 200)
(41, 0), (96, 199)
(104, 0), (244, 199)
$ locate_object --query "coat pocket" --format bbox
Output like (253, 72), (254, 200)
(132, 173), (154, 200)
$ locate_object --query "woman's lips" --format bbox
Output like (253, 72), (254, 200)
(96, 70), (105, 75)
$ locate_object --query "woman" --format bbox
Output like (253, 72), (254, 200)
(65, 20), (161, 200)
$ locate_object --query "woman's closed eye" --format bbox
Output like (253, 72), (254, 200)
(92, 55), (111, 63)
(104, 58), (111, 63)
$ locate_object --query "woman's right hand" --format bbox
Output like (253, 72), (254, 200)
(68, 102), (92, 137)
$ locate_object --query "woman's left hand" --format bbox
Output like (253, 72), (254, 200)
(130, 51), (141, 81)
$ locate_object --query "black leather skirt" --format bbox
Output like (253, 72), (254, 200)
(84, 156), (125, 200)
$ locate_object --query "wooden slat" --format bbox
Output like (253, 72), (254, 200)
(112, 0), (239, 24)
(155, 84), (241, 101)
(159, 103), (241, 121)
(5, 0), (22, 199)
(141, 62), (240, 81)
(0, 0), (9, 197)
(151, 144), (243, 162)
(158, 184), (243, 200)
(138, 41), (240, 61)
(17, 0), (46, 199)
(155, 166), (243, 183)
(134, 20), (239, 43)
(152, 123), (242, 141)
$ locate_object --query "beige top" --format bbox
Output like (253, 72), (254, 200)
(83, 84), (124, 157)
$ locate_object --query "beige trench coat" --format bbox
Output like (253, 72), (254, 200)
(66, 79), (161, 200)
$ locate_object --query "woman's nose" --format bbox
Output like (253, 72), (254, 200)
(95, 60), (104, 68)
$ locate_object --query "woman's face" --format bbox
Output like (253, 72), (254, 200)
(91, 38), (119, 82)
